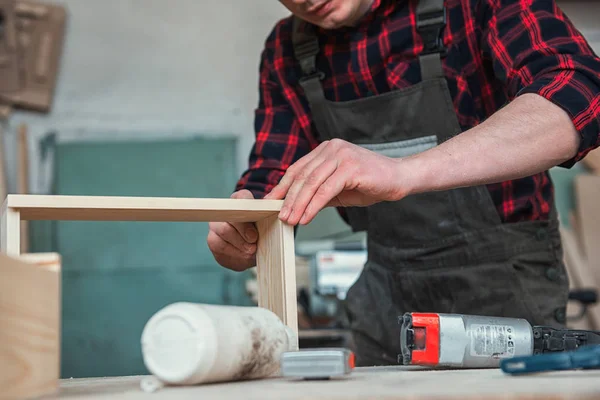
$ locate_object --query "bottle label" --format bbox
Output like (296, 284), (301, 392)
(469, 324), (515, 358)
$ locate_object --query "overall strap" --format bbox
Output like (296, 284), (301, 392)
(292, 17), (327, 107)
(416, 0), (447, 80)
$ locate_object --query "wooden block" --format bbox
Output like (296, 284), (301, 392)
(256, 215), (298, 339)
(0, 252), (61, 400)
(0, 124), (6, 213)
(18, 124), (29, 254)
(560, 227), (600, 330)
(1, 201), (20, 257)
(582, 148), (600, 175)
(0, 194), (298, 344)
(574, 175), (600, 285)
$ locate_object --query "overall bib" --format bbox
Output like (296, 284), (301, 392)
(292, 0), (569, 366)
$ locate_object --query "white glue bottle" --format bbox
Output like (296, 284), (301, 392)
(140, 302), (298, 385)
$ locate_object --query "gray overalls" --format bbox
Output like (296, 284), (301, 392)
(292, 0), (569, 366)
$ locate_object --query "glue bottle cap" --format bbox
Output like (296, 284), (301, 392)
(140, 302), (218, 385)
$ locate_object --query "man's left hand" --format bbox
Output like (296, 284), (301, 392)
(264, 138), (409, 225)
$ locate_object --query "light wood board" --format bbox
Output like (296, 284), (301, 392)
(42, 367), (600, 400)
(560, 227), (600, 329)
(582, 148), (600, 175)
(0, 124), (6, 213)
(574, 175), (600, 285)
(0, 252), (61, 400)
(18, 124), (29, 253)
(256, 214), (298, 338)
(4, 194), (283, 222)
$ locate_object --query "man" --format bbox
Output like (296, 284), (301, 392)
(207, 0), (600, 366)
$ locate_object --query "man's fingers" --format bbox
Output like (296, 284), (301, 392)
(226, 190), (259, 243)
(299, 169), (349, 225)
(209, 221), (257, 254)
(281, 158), (338, 225)
(207, 230), (256, 271)
(231, 221), (258, 244)
(265, 141), (329, 200)
(230, 189), (254, 200)
(279, 155), (326, 220)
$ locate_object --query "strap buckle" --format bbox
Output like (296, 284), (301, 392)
(295, 37), (325, 83)
(416, 7), (447, 56)
(299, 70), (325, 84)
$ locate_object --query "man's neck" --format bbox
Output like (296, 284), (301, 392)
(346, 0), (376, 27)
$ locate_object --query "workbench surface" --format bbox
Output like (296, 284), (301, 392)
(44, 366), (600, 399)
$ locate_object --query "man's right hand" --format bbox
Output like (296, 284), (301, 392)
(207, 189), (258, 271)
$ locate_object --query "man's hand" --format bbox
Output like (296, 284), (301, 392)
(207, 189), (258, 271)
(264, 138), (408, 226)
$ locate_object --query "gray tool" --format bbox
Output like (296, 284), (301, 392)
(280, 348), (355, 380)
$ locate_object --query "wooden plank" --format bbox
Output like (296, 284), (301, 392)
(1, 201), (20, 256)
(256, 214), (298, 343)
(18, 124), (29, 253)
(0, 252), (61, 400)
(582, 148), (600, 175)
(5, 194), (283, 222)
(560, 227), (600, 330)
(574, 175), (600, 285)
(53, 368), (600, 399)
(0, 124), (6, 210)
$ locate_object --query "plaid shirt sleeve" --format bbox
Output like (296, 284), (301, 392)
(235, 25), (318, 199)
(482, 0), (600, 167)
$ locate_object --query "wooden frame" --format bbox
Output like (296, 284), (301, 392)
(0, 194), (298, 335)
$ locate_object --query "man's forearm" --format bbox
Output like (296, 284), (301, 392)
(402, 93), (581, 196)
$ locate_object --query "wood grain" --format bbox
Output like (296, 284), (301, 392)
(18, 124), (29, 253)
(0, 124), (6, 213)
(256, 214), (298, 344)
(5, 194), (283, 222)
(53, 368), (600, 400)
(582, 148), (600, 175)
(1, 201), (20, 256)
(574, 175), (600, 285)
(560, 227), (600, 330)
(0, 252), (61, 400)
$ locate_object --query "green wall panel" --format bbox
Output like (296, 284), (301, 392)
(30, 135), (253, 378)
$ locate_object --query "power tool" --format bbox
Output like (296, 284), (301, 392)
(399, 312), (600, 368)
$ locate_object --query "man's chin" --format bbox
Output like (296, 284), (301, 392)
(312, 14), (348, 30)
(316, 20), (344, 30)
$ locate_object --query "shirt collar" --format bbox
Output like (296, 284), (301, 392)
(352, 0), (383, 27)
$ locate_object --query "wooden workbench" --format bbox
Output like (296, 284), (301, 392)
(43, 366), (600, 399)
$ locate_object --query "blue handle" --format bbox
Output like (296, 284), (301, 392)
(500, 345), (600, 375)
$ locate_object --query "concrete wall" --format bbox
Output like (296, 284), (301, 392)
(5, 0), (290, 194)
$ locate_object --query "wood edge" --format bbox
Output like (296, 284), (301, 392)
(281, 221), (298, 338)
(255, 215), (299, 341)
(18, 252), (62, 271)
(7, 195), (284, 224)
(1, 195), (8, 214)
(6, 194), (284, 210)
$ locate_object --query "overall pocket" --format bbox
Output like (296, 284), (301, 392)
(509, 250), (570, 327)
(392, 261), (542, 324)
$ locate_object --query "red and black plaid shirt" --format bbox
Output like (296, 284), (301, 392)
(237, 0), (600, 223)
